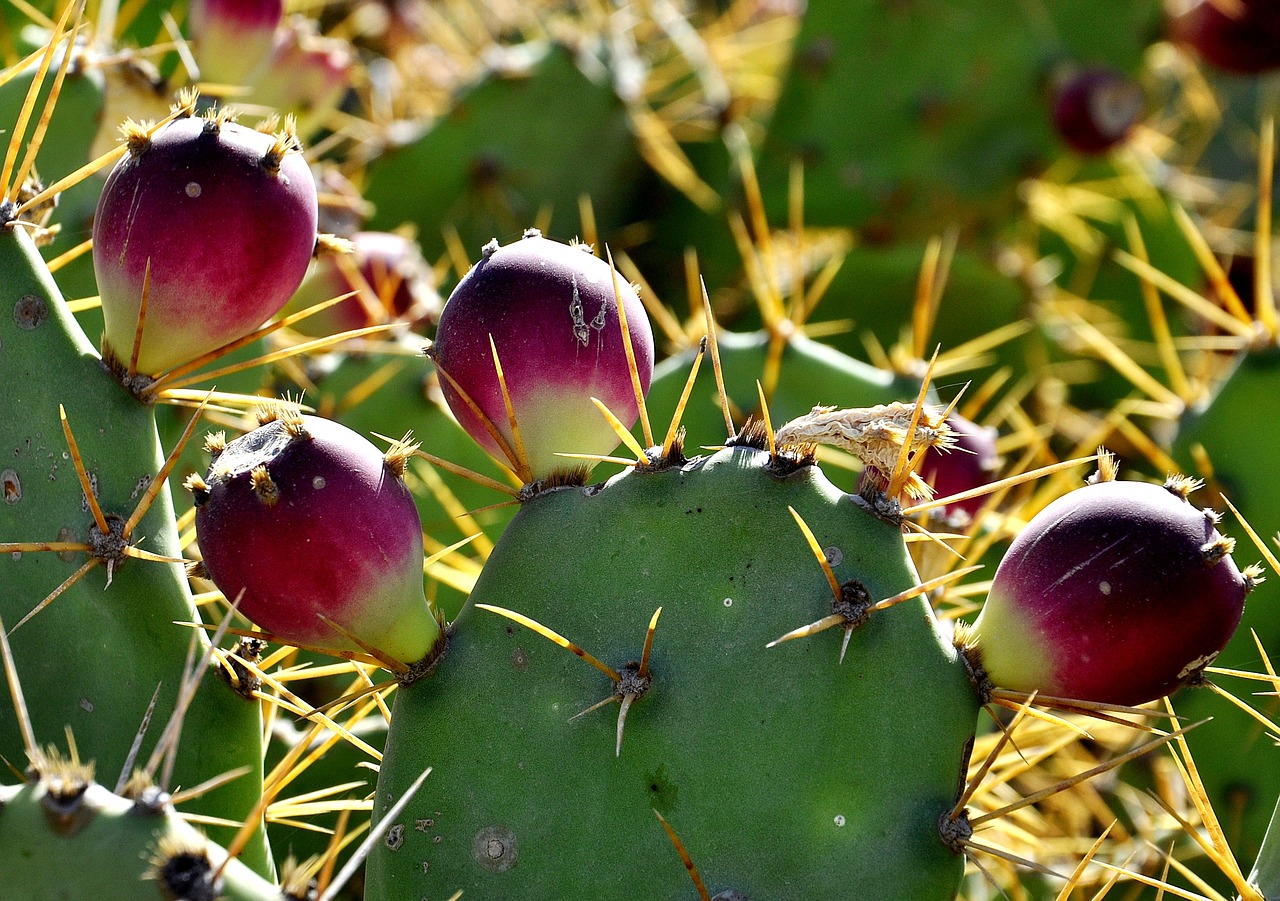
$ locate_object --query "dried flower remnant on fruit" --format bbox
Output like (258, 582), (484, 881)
(774, 403), (954, 501)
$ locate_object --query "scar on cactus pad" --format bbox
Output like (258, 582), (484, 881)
(772, 393), (958, 514)
(189, 404), (444, 676)
(960, 454), (1260, 707)
(428, 228), (655, 485)
(93, 99), (318, 383)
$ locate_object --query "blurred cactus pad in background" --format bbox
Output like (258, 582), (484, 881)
(10, 0), (1280, 899)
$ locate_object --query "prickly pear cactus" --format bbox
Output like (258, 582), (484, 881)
(361, 42), (643, 257)
(0, 750), (281, 900)
(367, 433), (979, 899)
(0, 218), (270, 873)
(759, 0), (1162, 236)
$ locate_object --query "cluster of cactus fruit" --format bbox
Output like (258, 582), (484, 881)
(9, 1), (1280, 899)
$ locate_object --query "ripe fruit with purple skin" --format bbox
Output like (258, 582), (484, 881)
(430, 229), (655, 483)
(93, 111), (318, 378)
(1168, 0), (1280, 74)
(285, 231), (440, 337)
(251, 18), (354, 134)
(1051, 66), (1146, 155)
(919, 413), (1000, 524)
(191, 412), (441, 667)
(188, 0), (283, 86)
(965, 477), (1253, 706)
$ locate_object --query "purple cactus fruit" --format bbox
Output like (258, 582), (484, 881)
(191, 412), (440, 666)
(1168, 0), (1280, 75)
(919, 413), (1000, 524)
(965, 478), (1252, 706)
(251, 18), (353, 130)
(93, 112), (318, 377)
(1051, 66), (1146, 155)
(188, 0), (284, 86)
(285, 231), (440, 337)
(429, 230), (655, 482)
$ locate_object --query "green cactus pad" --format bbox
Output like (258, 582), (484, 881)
(1249, 790), (1280, 900)
(0, 224), (270, 873)
(0, 39), (105, 250)
(362, 41), (643, 258)
(0, 775), (280, 900)
(1169, 348), (1280, 859)
(758, 0), (1161, 237)
(368, 443), (979, 899)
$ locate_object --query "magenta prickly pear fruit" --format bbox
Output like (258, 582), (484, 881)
(251, 18), (353, 132)
(1051, 66), (1146, 155)
(964, 475), (1255, 706)
(429, 229), (655, 483)
(1168, 0), (1280, 74)
(93, 109), (319, 378)
(190, 409), (442, 669)
(285, 231), (440, 337)
(919, 412), (1000, 525)
(188, 0), (284, 86)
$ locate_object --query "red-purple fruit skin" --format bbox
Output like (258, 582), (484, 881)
(1051, 66), (1146, 155)
(970, 480), (1248, 706)
(94, 116), (318, 376)
(285, 231), (440, 336)
(195, 416), (435, 664)
(1169, 0), (1280, 74)
(252, 20), (353, 126)
(919, 413), (999, 523)
(431, 231), (655, 481)
(189, 0), (284, 85)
